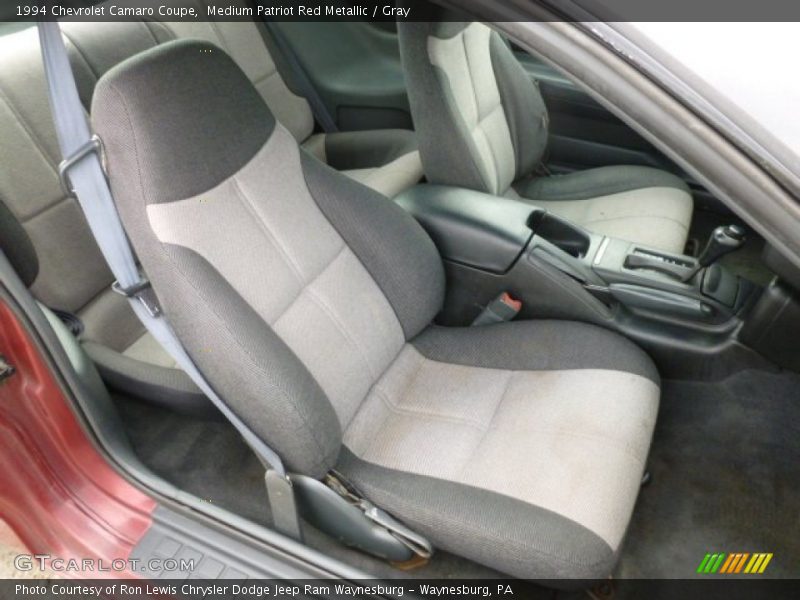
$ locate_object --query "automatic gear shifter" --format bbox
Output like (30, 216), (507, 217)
(683, 224), (745, 281)
(698, 224), (746, 267)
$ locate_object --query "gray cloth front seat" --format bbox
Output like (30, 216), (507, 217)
(92, 39), (660, 583)
(397, 21), (694, 254)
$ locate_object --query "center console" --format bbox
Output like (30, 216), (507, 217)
(396, 184), (762, 378)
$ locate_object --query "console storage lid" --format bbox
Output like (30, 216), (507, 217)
(394, 185), (535, 273)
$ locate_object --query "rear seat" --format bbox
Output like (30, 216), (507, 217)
(0, 19), (423, 411)
(61, 19), (424, 197)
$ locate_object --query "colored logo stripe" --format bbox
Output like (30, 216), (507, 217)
(697, 553), (726, 573)
(745, 553), (773, 573)
(719, 553), (736, 573)
(698, 552), (773, 574)
(722, 553), (749, 573)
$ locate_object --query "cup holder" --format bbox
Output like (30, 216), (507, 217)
(528, 211), (591, 258)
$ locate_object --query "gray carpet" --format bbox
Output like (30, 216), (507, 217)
(618, 369), (800, 579)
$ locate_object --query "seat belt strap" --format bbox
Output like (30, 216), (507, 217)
(255, 19), (339, 133)
(37, 21), (301, 540)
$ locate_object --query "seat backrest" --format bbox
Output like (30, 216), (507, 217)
(91, 40), (445, 476)
(398, 21), (549, 195)
(0, 24), (116, 328)
(0, 13), (314, 352)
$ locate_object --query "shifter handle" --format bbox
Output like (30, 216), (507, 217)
(697, 224), (745, 267)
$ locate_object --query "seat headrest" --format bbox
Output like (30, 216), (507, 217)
(91, 39), (275, 205)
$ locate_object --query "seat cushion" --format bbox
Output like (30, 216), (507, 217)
(513, 166), (694, 254)
(340, 320), (659, 581)
(302, 129), (423, 198)
(336, 153), (423, 199)
(122, 332), (178, 368)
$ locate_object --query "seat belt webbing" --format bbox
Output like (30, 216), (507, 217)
(256, 19), (339, 133)
(36, 20), (301, 539)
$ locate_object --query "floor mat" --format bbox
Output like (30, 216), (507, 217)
(618, 369), (800, 579)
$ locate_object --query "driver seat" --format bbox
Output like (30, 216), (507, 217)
(397, 21), (694, 254)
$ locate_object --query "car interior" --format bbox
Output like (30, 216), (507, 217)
(0, 1), (798, 589)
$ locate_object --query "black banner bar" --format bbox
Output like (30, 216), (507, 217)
(3, 0), (800, 23)
(2, 579), (798, 600)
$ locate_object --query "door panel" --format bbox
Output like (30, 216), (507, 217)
(273, 22), (413, 131)
(517, 52), (726, 211)
(517, 52), (688, 175)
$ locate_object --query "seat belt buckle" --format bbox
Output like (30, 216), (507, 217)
(471, 292), (522, 326)
(58, 134), (108, 197)
(112, 278), (162, 318)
